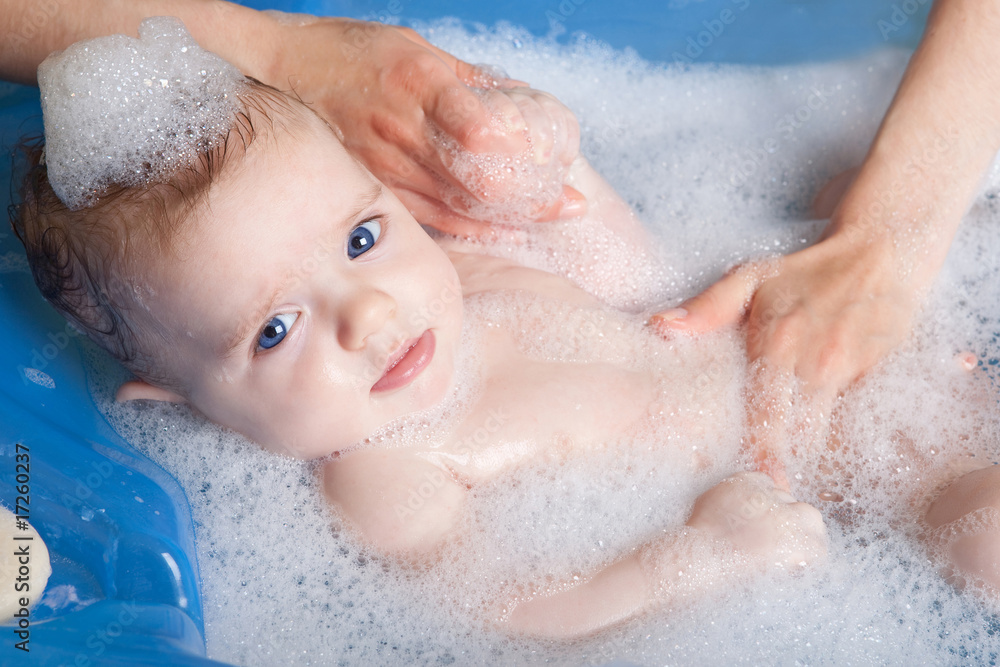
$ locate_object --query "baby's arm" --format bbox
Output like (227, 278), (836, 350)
(320, 451), (464, 558)
(504, 472), (826, 637)
(451, 87), (661, 309)
(324, 457), (825, 636)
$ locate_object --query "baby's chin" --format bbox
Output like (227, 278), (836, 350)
(364, 338), (460, 438)
(417, 329), (461, 410)
(262, 379), (457, 462)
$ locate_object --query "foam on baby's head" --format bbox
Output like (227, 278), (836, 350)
(38, 16), (245, 210)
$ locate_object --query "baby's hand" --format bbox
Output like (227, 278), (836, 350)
(434, 86), (585, 225)
(686, 472), (827, 569)
(497, 87), (581, 172)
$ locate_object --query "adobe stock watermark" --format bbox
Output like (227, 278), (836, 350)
(671, 0), (752, 66)
(410, 280), (461, 333)
(587, 115), (626, 152)
(553, 307), (612, 358)
(877, 0), (930, 41)
(337, 277), (463, 388)
(338, 1), (405, 61)
(842, 125), (960, 246)
(729, 83), (837, 189)
(242, 631), (289, 667)
(544, 0), (588, 34)
(745, 286), (795, 352)
(56, 457), (115, 519)
(393, 408), (508, 522)
(17, 321), (83, 389)
(73, 601), (141, 666)
(4, 0), (62, 57)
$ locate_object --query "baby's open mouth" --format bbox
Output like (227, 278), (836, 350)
(371, 330), (436, 393)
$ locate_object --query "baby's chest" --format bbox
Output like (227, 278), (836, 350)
(434, 357), (658, 481)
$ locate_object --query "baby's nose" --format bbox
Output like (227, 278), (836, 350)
(337, 289), (396, 350)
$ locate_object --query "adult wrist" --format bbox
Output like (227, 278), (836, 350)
(194, 0), (283, 84)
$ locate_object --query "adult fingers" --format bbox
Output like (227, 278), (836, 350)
(744, 363), (795, 493)
(394, 187), (526, 242)
(651, 263), (764, 334)
(394, 28), (528, 88)
(534, 185), (588, 221)
(454, 59), (528, 89)
(426, 72), (528, 156)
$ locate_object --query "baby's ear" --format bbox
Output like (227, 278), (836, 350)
(116, 379), (186, 404)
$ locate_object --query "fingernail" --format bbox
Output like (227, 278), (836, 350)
(956, 351), (977, 372)
(774, 490), (796, 504)
(652, 308), (688, 323)
(558, 196), (586, 218)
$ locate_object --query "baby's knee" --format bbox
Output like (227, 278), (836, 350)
(925, 465), (1000, 591)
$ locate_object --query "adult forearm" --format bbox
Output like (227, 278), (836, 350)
(0, 0), (275, 85)
(832, 0), (1000, 274)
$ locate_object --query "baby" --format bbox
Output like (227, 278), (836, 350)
(11, 18), (998, 638)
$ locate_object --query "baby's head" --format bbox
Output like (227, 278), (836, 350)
(12, 18), (463, 459)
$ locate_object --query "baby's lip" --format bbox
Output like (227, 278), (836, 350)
(371, 330), (435, 393)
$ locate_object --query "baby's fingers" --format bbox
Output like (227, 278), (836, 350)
(776, 501), (828, 567)
(531, 89), (581, 166)
(502, 89), (556, 166)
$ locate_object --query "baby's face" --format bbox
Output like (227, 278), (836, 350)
(140, 113), (463, 458)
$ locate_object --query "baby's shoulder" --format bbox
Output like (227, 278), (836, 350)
(319, 449), (464, 558)
(445, 248), (600, 308)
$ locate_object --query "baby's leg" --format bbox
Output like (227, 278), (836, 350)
(925, 465), (1000, 592)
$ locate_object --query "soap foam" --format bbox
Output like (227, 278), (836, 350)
(38, 16), (245, 210)
(88, 21), (1000, 666)
(431, 90), (569, 225)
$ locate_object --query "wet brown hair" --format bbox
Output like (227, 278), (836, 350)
(9, 78), (308, 392)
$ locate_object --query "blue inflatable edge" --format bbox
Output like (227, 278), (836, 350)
(0, 89), (228, 665)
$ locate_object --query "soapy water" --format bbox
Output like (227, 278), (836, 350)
(83, 21), (1000, 666)
(38, 17), (244, 210)
(429, 83), (570, 225)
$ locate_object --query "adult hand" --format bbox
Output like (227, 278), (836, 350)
(648, 206), (922, 484)
(651, 227), (916, 401)
(0, 1), (584, 236)
(261, 17), (584, 236)
(652, 0), (1000, 405)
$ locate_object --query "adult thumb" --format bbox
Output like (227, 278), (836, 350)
(535, 185), (588, 221)
(652, 265), (759, 333)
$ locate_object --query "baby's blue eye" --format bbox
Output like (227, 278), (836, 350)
(347, 219), (381, 259)
(257, 313), (298, 350)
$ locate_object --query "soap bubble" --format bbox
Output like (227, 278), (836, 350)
(38, 16), (245, 209)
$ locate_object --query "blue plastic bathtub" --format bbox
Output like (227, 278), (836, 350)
(0, 1), (929, 665)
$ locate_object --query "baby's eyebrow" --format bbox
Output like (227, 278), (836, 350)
(219, 282), (289, 360)
(218, 182), (385, 359)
